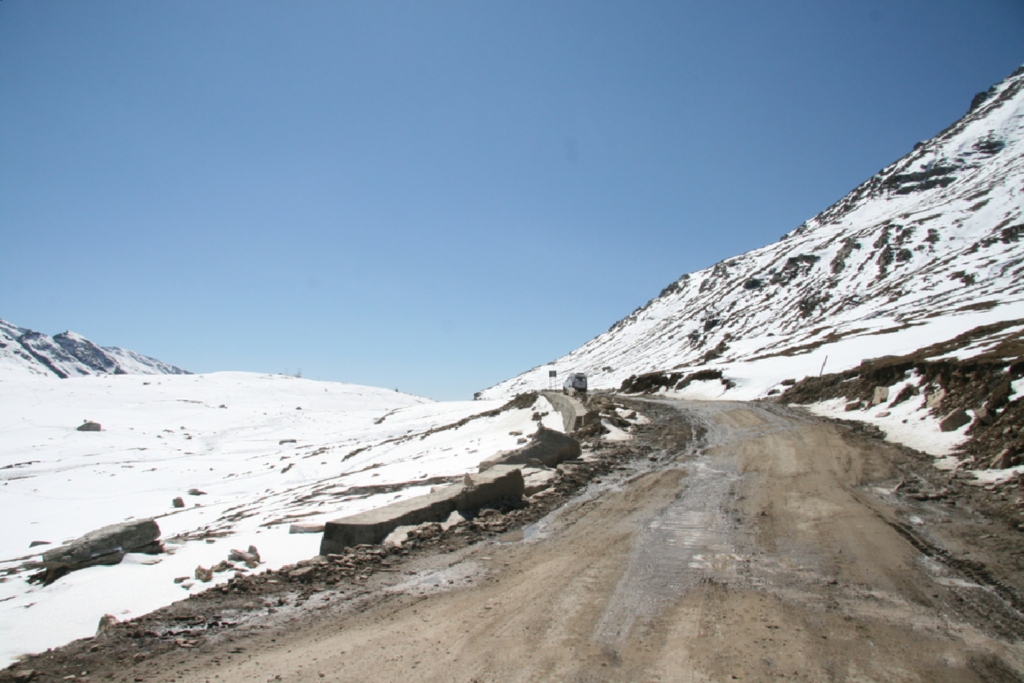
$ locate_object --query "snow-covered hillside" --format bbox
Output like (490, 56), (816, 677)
(0, 319), (189, 379)
(0, 372), (563, 667)
(479, 64), (1024, 402)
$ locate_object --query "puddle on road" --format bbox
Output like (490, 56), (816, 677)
(496, 524), (541, 544)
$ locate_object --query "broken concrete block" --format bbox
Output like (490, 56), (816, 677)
(441, 510), (466, 530)
(523, 468), (558, 496)
(382, 525), (418, 547)
(939, 408), (971, 432)
(539, 390), (599, 433)
(320, 465), (524, 555)
(478, 426), (581, 472)
(871, 386), (889, 406)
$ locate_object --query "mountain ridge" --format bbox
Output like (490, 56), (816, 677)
(479, 63), (1024, 400)
(0, 318), (190, 380)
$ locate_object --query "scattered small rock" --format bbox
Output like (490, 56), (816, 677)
(77, 421), (101, 432)
(172, 497), (185, 508)
(96, 614), (118, 636)
(187, 488), (207, 496)
(194, 566), (214, 583)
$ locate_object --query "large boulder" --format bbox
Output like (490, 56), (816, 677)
(478, 426), (581, 471)
(32, 519), (161, 585)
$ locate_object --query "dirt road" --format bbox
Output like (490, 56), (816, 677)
(13, 399), (1024, 682)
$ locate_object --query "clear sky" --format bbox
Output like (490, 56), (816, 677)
(1, 2), (1022, 400)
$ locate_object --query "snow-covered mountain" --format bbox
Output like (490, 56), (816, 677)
(0, 319), (189, 379)
(480, 64), (1024, 401)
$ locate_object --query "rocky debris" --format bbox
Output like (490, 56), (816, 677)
(620, 368), (736, 394)
(989, 449), (1014, 470)
(172, 497), (185, 508)
(227, 546), (261, 567)
(780, 320), (1024, 470)
(320, 466), (526, 555)
(96, 614), (119, 636)
(478, 427), (580, 471)
(77, 421), (101, 432)
(289, 522), (325, 534)
(871, 386), (889, 406)
(187, 489), (207, 496)
(940, 408), (972, 432)
(29, 519), (162, 585)
(28, 540), (50, 548)
(926, 386), (946, 409)
(382, 525), (419, 547)
(194, 566), (214, 583)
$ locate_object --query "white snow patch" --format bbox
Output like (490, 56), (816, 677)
(0, 372), (557, 667)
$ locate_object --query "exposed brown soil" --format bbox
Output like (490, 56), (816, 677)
(780, 320), (1024, 469)
(6, 397), (1024, 682)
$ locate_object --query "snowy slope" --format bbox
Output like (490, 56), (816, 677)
(479, 64), (1024, 401)
(0, 319), (189, 379)
(0, 372), (564, 666)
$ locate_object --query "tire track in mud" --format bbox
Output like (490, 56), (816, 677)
(593, 400), (794, 649)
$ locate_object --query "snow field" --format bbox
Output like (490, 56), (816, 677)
(0, 372), (562, 667)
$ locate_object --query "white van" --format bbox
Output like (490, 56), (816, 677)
(562, 373), (587, 395)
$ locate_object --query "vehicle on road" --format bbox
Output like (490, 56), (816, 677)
(562, 372), (587, 395)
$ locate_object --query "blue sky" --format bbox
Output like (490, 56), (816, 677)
(2, 2), (1022, 400)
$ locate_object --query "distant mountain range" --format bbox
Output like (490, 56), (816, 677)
(0, 319), (190, 379)
(481, 63), (1024, 399)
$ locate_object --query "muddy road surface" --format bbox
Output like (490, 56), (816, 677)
(9, 399), (1024, 682)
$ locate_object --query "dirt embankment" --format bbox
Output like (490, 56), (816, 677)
(7, 397), (1024, 682)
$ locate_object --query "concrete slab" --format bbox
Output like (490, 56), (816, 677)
(540, 391), (598, 433)
(320, 466), (524, 555)
(522, 468), (558, 496)
(478, 426), (580, 471)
